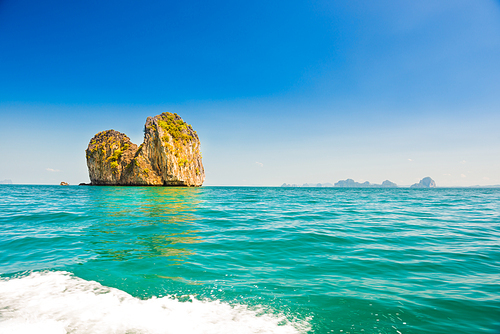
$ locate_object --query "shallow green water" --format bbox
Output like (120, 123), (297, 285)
(1, 185), (499, 333)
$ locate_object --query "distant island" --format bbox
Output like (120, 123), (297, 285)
(85, 112), (204, 187)
(334, 179), (398, 188)
(282, 177), (436, 188)
(0, 179), (13, 184)
(282, 183), (335, 187)
(468, 185), (500, 188)
(410, 177), (436, 188)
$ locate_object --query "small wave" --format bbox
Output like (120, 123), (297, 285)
(0, 271), (309, 334)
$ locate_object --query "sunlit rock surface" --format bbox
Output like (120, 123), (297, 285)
(86, 113), (205, 187)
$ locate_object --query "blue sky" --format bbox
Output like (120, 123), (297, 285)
(1, 0), (499, 186)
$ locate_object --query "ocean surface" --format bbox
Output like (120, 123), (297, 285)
(0, 185), (499, 334)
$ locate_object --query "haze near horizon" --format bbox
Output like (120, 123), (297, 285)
(1, 0), (499, 186)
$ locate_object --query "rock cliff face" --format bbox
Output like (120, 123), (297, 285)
(86, 113), (205, 187)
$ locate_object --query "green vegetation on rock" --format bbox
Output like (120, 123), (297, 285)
(108, 148), (123, 163)
(86, 113), (204, 186)
(157, 112), (192, 142)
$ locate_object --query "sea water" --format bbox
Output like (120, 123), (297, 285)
(0, 185), (499, 333)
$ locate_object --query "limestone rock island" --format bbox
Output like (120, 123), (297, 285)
(86, 112), (205, 186)
(410, 177), (436, 188)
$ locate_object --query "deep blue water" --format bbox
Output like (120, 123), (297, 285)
(0, 185), (499, 333)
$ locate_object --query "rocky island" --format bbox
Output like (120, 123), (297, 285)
(334, 179), (398, 188)
(410, 177), (436, 188)
(85, 112), (205, 186)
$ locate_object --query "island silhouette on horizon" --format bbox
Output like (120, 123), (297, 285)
(282, 177), (436, 188)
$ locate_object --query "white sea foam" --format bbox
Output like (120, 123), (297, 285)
(0, 271), (309, 334)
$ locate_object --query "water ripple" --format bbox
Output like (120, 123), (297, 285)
(0, 186), (499, 333)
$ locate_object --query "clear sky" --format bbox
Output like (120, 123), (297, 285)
(1, 0), (499, 186)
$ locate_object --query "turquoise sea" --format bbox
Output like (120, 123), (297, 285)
(0, 185), (499, 333)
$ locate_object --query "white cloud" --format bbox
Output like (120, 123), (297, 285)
(46, 168), (60, 172)
(483, 177), (490, 180)
(461, 174), (466, 178)
(443, 173), (451, 176)
(255, 162), (263, 167)
(460, 160), (467, 164)
(408, 158), (412, 162)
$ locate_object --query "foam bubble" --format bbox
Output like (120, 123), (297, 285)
(0, 271), (309, 334)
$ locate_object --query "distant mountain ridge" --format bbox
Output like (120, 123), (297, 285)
(281, 177), (437, 188)
(334, 179), (397, 188)
(281, 179), (398, 188)
(281, 183), (334, 187)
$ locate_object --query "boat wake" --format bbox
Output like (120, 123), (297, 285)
(0, 271), (309, 334)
